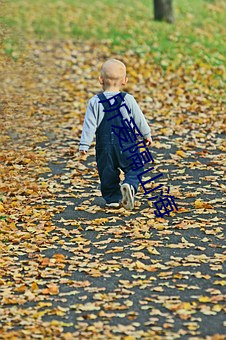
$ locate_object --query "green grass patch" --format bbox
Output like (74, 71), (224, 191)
(1, 0), (225, 66)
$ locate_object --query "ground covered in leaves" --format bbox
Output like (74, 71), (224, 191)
(0, 39), (225, 339)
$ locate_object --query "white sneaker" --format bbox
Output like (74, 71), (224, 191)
(120, 183), (135, 210)
(105, 202), (121, 208)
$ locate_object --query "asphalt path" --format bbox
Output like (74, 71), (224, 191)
(34, 125), (225, 339)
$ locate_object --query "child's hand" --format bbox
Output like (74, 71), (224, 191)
(80, 150), (87, 155)
(144, 137), (152, 146)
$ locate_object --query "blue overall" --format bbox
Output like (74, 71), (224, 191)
(96, 92), (144, 204)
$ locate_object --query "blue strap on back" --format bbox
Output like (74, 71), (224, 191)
(97, 92), (127, 111)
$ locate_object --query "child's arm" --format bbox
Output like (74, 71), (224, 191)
(129, 95), (152, 143)
(79, 98), (97, 153)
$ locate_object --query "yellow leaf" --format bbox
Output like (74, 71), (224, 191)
(199, 296), (211, 303)
(92, 218), (108, 225)
(154, 224), (166, 230)
(105, 247), (124, 254)
(187, 323), (199, 331)
(147, 246), (160, 255)
(62, 333), (74, 340)
(183, 302), (193, 310)
(135, 260), (157, 272)
(70, 236), (84, 243)
(42, 284), (59, 295)
(176, 150), (186, 158)
(194, 199), (213, 209)
(53, 253), (66, 262)
(135, 260), (147, 269)
(212, 304), (223, 312)
(37, 302), (52, 308)
(33, 310), (51, 319)
(153, 286), (164, 292)
(214, 280), (226, 286)
(31, 282), (39, 292)
(0, 203), (5, 212)
(48, 284), (59, 295)
(14, 285), (27, 293)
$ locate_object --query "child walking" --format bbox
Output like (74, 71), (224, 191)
(79, 59), (152, 210)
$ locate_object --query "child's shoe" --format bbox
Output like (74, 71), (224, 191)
(120, 183), (135, 210)
(105, 202), (121, 208)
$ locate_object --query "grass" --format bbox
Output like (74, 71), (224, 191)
(1, 0), (226, 66)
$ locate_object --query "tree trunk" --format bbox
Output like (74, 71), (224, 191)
(153, 0), (174, 23)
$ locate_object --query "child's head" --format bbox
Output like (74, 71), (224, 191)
(99, 59), (128, 91)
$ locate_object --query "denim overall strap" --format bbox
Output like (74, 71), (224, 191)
(96, 92), (127, 146)
(97, 92), (127, 112)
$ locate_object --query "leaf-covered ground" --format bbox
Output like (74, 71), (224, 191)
(0, 38), (225, 339)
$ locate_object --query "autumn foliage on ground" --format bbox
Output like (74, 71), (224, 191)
(0, 0), (225, 339)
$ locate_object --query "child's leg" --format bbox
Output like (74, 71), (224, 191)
(122, 166), (141, 194)
(96, 146), (122, 203)
(116, 147), (143, 193)
(117, 148), (142, 209)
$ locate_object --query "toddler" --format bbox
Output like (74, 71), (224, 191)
(79, 59), (152, 209)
